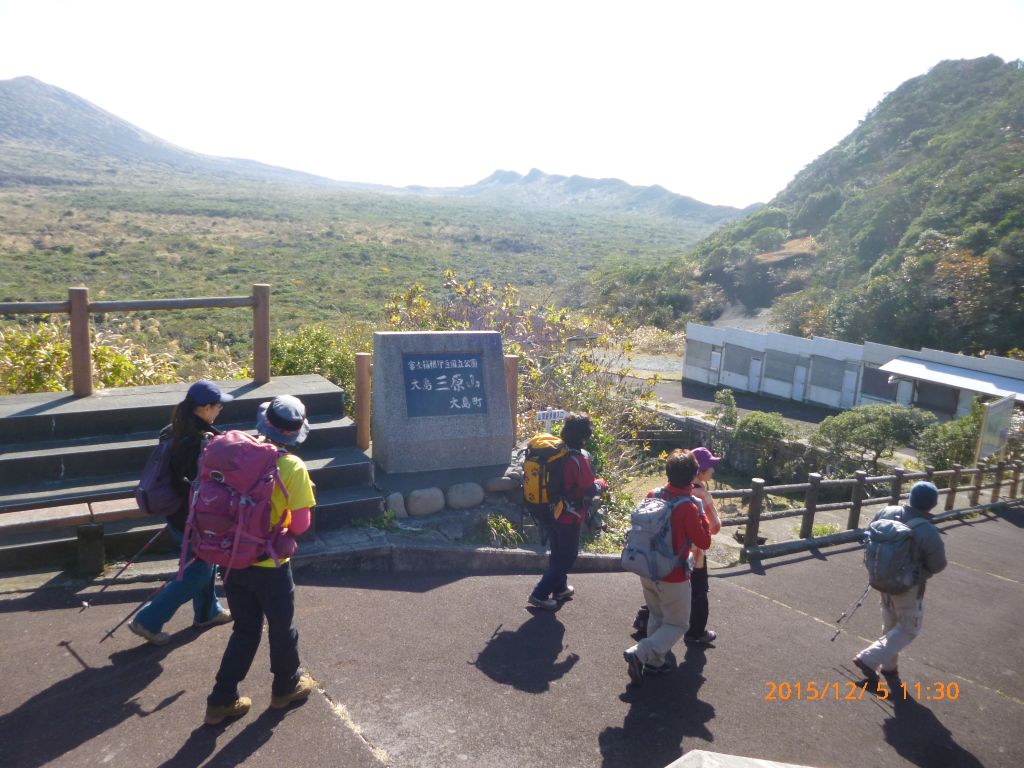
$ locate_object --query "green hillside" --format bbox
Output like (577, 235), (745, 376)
(598, 56), (1024, 356)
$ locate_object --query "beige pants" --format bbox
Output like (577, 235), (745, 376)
(627, 577), (691, 667)
(856, 589), (924, 674)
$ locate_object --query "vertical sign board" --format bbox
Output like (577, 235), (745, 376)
(975, 394), (1016, 463)
(402, 353), (487, 417)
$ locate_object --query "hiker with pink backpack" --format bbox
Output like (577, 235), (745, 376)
(198, 395), (317, 726)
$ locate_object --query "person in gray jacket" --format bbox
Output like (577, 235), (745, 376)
(853, 481), (947, 690)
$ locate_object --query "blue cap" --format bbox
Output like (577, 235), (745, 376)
(186, 380), (234, 406)
(909, 481), (939, 511)
(256, 395), (309, 446)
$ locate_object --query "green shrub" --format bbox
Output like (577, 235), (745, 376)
(0, 319), (178, 394)
(270, 323), (373, 415)
(918, 399), (984, 469)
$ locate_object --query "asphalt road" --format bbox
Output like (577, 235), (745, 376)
(1, 503), (1022, 768)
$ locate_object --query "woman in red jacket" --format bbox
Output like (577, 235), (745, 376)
(528, 413), (606, 611)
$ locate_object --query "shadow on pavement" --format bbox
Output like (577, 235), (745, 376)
(471, 612), (579, 694)
(884, 696), (984, 767)
(295, 569), (469, 594)
(0, 639), (181, 768)
(159, 706), (291, 768)
(598, 646), (715, 768)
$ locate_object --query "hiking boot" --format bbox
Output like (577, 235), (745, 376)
(623, 650), (644, 686)
(643, 661), (673, 676)
(205, 697), (251, 726)
(554, 585), (575, 601)
(270, 672), (316, 710)
(128, 620), (170, 646)
(528, 595), (558, 610)
(853, 657), (880, 686)
(194, 610), (233, 629)
(685, 630), (718, 646)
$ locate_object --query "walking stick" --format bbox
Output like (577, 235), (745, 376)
(99, 579), (169, 643)
(79, 526), (167, 611)
(830, 583), (873, 641)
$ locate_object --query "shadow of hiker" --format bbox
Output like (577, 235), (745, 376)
(471, 612), (579, 694)
(598, 645), (715, 768)
(0, 640), (180, 768)
(883, 695), (985, 767)
(158, 706), (291, 768)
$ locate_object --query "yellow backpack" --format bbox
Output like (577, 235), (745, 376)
(522, 432), (569, 522)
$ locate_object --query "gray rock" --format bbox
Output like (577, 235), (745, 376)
(446, 482), (485, 510)
(386, 492), (407, 518)
(483, 476), (519, 493)
(406, 487), (446, 517)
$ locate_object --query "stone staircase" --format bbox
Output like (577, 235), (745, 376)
(0, 375), (384, 571)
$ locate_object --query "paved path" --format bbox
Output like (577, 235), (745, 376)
(1, 505), (1022, 768)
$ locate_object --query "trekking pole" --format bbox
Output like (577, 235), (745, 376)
(830, 583), (873, 642)
(79, 527), (167, 611)
(99, 579), (169, 643)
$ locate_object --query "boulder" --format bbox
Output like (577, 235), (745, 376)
(483, 476), (519, 493)
(446, 482), (485, 510)
(406, 487), (445, 517)
(386, 492), (407, 518)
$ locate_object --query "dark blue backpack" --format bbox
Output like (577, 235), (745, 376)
(135, 437), (184, 516)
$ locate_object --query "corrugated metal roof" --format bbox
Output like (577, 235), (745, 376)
(879, 357), (1024, 404)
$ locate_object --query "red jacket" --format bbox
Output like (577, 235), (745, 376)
(646, 483), (712, 582)
(556, 449), (602, 526)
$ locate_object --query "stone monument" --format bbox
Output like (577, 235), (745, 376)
(371, 331), (513, 473)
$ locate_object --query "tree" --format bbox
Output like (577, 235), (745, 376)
(733, 411), (793, 478)
(918, 399), (985, 470)
(809, 404), (937, 472)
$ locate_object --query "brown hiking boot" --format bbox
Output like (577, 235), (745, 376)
(270, 672), (315, 710)
(204, 697), (252, 726)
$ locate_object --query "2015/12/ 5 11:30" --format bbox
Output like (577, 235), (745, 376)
(764, 680), (961, 701)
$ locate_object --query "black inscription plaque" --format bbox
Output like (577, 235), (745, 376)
(402, 353), (487, 418)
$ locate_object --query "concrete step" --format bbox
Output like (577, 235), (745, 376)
(313, 486), (388, 531)
(0, 374), (344, 443)
(0, 415), (357, 492)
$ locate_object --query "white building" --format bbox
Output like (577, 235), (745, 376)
(684, 323), (1024, 418)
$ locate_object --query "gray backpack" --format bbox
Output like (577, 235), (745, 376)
(620, 490), (701, 581)
(863, 506), (928, 594)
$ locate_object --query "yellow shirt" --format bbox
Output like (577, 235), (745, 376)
(253, 453), (316, 567)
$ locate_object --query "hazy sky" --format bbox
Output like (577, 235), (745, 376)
(1, 0), (1022, 207)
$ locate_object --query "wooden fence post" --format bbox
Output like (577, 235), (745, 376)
(1010, 461), (1022, 500)
(848, 470), (866, 530)
(69, 287), (93, 397)
(946, 464), (962, 511)
(504, 354), (519, 446)
(890, 467), (905, 505)
(799, 473), (821, 539)
(970, 463), (984, 506)
(742, 478), (766, 558)
(251, 284), (271, 384)
(990, 461), (1005, 504)
(356, 352), (372, 451)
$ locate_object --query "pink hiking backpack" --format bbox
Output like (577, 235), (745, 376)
(182, 430), (297, 578)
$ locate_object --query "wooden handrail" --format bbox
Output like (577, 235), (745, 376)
(0, 284), (272, 396)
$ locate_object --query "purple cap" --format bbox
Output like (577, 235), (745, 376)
(691, 447), (722, 471)
(185, 380), (234, 406)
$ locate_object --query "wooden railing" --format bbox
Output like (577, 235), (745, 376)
(709, 460), (1023, 561)
(0, 284), (271, 396)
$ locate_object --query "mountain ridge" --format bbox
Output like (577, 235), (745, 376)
(0, 75), (744, 219)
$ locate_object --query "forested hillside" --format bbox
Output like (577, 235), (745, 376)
(597, 56), (1024, 356)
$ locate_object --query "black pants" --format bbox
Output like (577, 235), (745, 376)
(208, 562), (301, 706)
(684, 562), (710, 639)
(531, 521), (581, 599)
